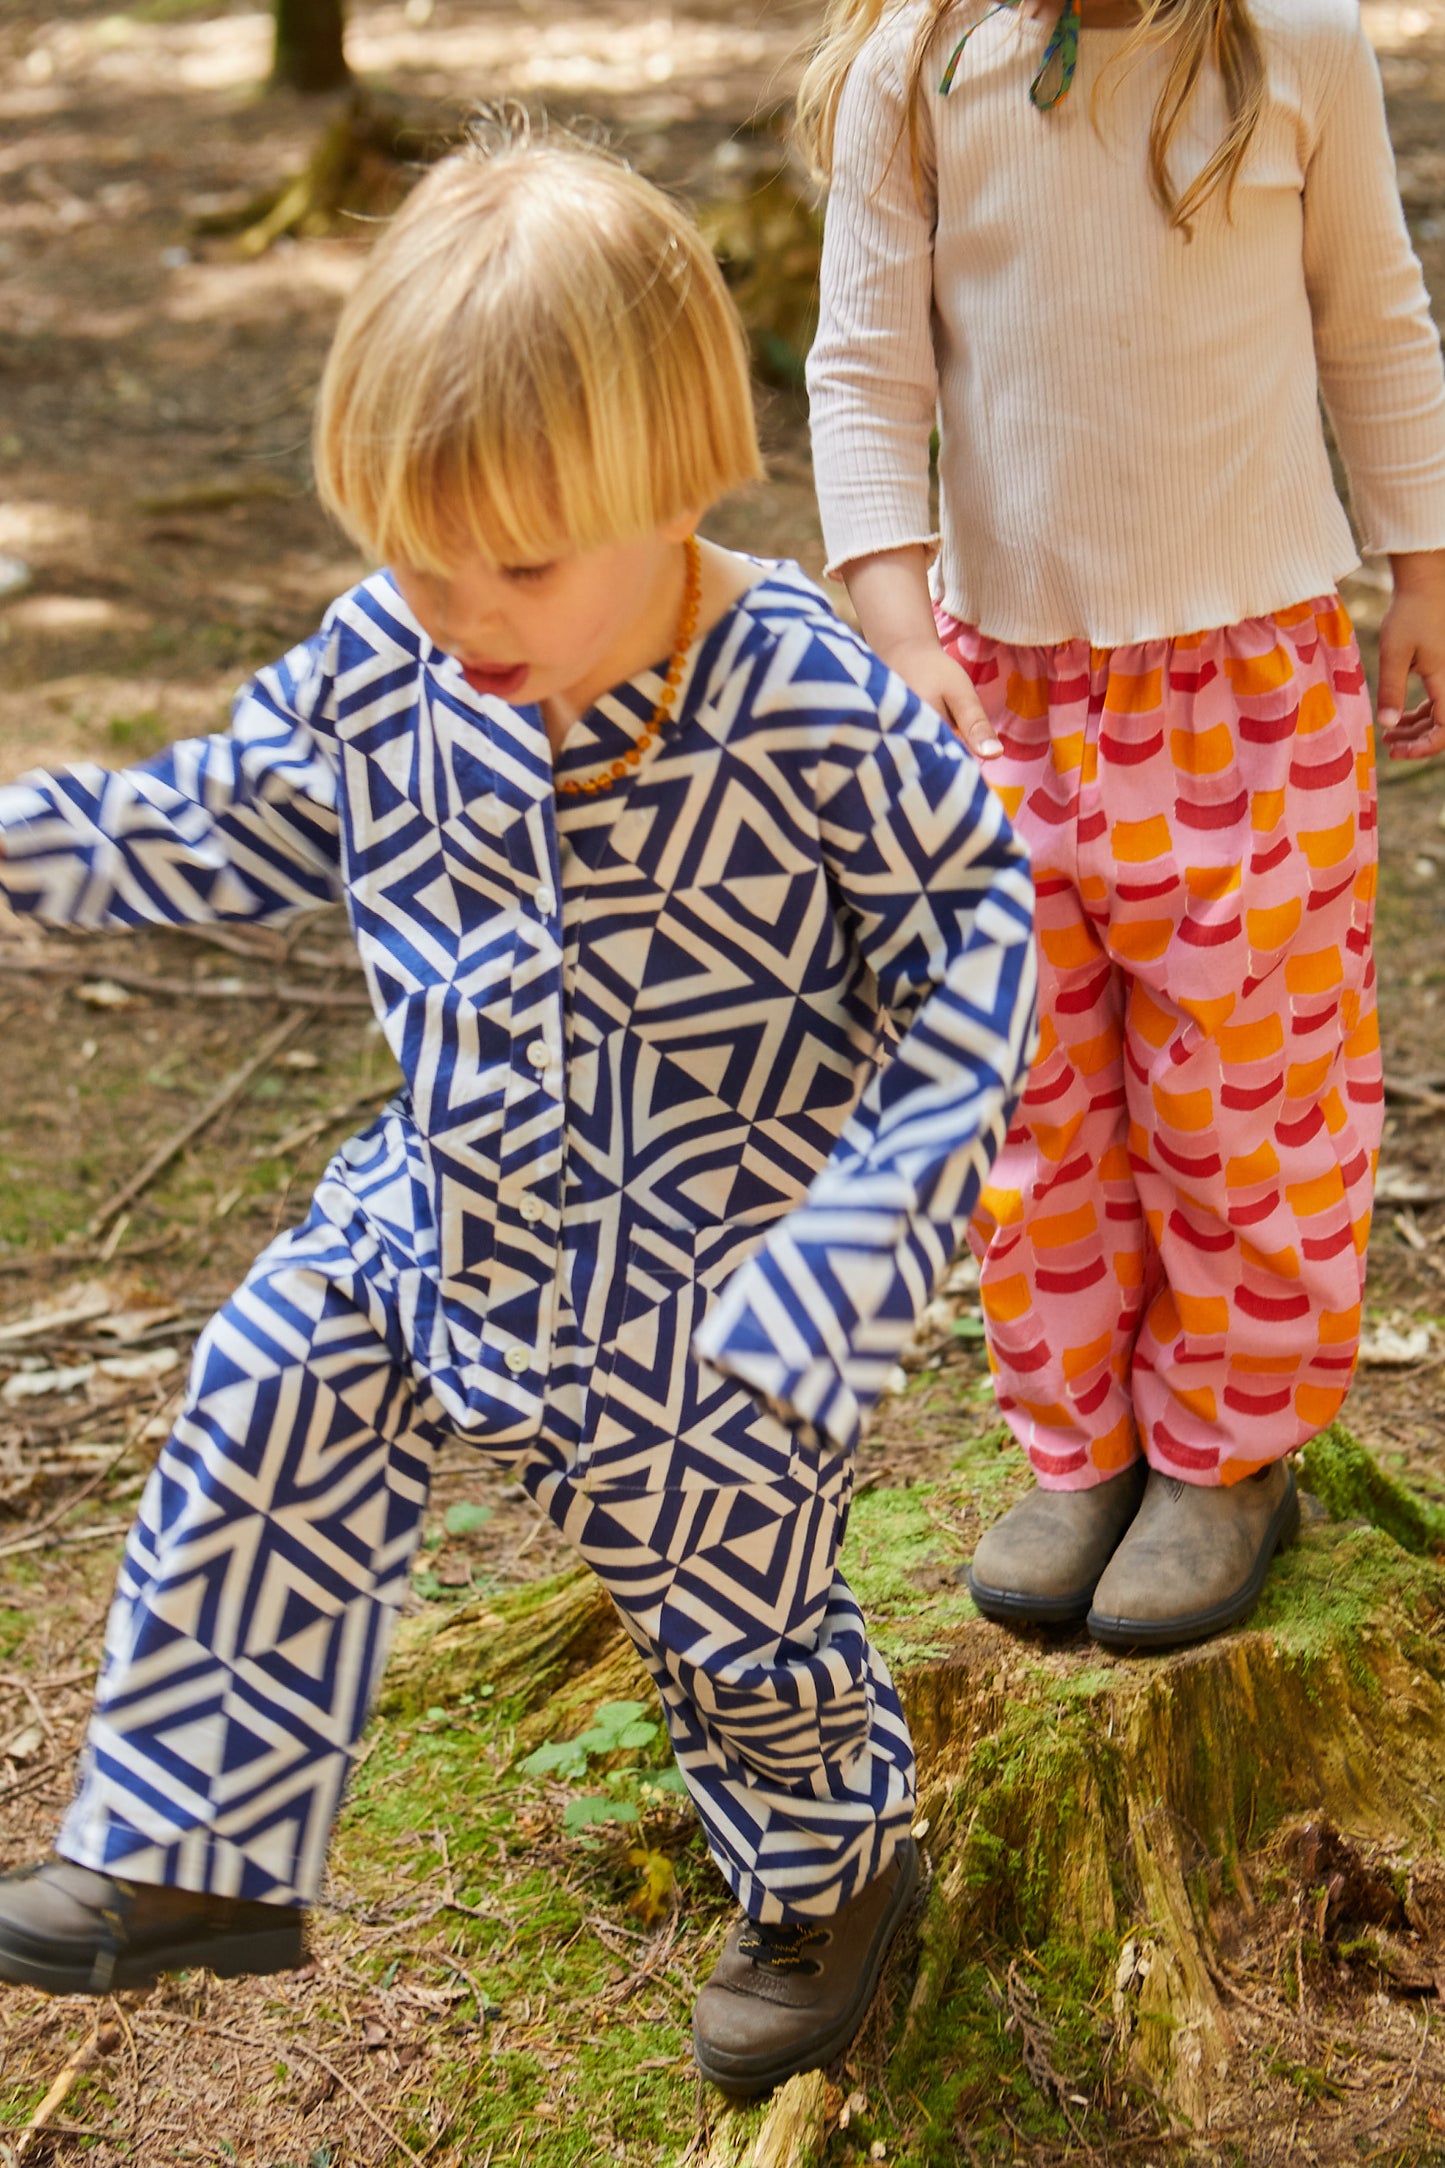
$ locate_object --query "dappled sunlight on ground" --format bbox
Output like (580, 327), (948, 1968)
(5, 0), (807, 110)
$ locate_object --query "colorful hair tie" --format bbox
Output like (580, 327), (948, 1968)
(939, 0), (1081, 110)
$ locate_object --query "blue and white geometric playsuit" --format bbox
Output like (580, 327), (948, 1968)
(0, 559), (1036, 1922)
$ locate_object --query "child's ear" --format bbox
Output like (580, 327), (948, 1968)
(659, 507), (704, 544)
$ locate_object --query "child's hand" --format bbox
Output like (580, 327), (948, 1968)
(887, 637), (1005, 762)
(1377, 549), (1445, 760)
(842, 546), (1005, 763)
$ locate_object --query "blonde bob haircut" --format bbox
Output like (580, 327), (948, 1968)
(315, 124), (763, 573)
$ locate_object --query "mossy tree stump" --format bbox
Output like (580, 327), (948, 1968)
(380, 1426), (1445, 2155)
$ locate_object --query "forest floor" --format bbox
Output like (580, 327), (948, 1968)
(2, 1), (1445, 2163)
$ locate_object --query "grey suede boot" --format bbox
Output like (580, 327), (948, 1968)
(1087, 1461), (1300, 1650)
(966, 1459), (1148, 1625)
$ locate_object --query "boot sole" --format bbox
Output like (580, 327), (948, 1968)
(965, 1570), (1095, 1626)
(692, 1837), (920, 2098)
(0, 1917), (307, 1997)
(1086, 1473), (1300, 1652)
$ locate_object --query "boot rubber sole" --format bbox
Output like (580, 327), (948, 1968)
(0, 1915), (307, 1996)
(1086, 1471), (1300, 1652)
(965, 1570), (1095, 1626)
(692, 1837), (920, 2098)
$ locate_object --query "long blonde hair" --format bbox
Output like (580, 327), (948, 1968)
(796, 0), (1267, 233)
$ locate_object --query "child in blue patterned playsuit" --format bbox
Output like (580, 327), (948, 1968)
(0, 129), (1036, 2097)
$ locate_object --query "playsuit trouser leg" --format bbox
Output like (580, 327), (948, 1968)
(939, 599), (1382, 1488)
(57, 1225), (915, 1921)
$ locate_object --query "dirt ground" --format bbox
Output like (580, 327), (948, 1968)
(3, 1), (1445, 2162)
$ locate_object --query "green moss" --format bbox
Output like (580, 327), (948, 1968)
(1297, 1423), (1445, 1555)
(0, 1162), (90, 1248)
(840, 1485), (973, 1662)
(332, 1703), (715, 2167)
(952, 1703), (1118, 1941)
(951, 1422), (1031, 1511)
(1257, 1518), (1445, 1679)
(105, 710), (169, 757)
(890, 1940), (1126, 2164)
(836, 1426), (1044, 1659)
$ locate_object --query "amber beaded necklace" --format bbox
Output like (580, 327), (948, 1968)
(555, 533), (702, 798)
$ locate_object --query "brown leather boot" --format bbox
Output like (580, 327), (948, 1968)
(0, 1858), (307, 1994)
(1087, 1462), (1300, 1649)
(966, 1459), (1147, 1624)
(691, 1839), (918, 2098)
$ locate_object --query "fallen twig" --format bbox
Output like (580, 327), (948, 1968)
(87, 1009), (314, 1234)
(173, 922), (289, 963)
(254, 1088), (393, 1161)
(1358, 2011), (1432, 2136)
(0, 955), (368, 1010)
(1382, 1076), (1445, 1116)
(15, 2019), (118, 2160)
(0, 1290), (115, 1348)
(0, 1415), (147, 1556)
(0, 1518), (132, 1564)
(0, 1232), (180, 1280)
(1212, 1966), (1445, 2069)
(0, 1753), (66, 1807)
(0, 1665), (97, 1693)
(136, 478), (293, 514)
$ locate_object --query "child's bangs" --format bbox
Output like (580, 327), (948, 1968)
(365, 422), (663, 578)
(370, 433), (574, 579)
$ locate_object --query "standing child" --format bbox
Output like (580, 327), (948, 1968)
(0, 132), (1037, 2098)
(802, 0), (1445, 1646)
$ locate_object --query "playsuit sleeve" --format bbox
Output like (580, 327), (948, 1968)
(1303, 12), (1445, 554)
(806, 14), (941, 580)
(693, 646), (1038, 1455)
(0, 621), (344, 930)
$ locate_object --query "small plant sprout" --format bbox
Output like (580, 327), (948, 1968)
(520, 1700), (690, 1841)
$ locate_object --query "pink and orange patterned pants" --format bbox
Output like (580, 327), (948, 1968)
(938, 599), (1381, 1489)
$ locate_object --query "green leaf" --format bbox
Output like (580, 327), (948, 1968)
(616, 1721), (660, 1750)
(595, 1700), (650, 1731)
(425, 1706), (449, 1724)
(651, 1767), (689, 1794)
(951, 1315), (987, 1341)
(520, 1739), (590, 1779)
(443, 1501), (493, 1536)
(563, 1794), (641, 1831)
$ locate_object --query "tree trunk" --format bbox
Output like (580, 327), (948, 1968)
(381, 1426), (1445, 2160)
(271, 0), (349, 94)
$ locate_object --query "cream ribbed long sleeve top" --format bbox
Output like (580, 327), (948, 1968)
(807, 0), (1445, 646)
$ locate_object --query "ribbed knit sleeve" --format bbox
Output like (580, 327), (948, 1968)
(807, 0), (1445, 645)
(806, 14), (941, 579)
(1304, 17), (1445, 556)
